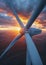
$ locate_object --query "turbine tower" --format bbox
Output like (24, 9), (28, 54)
(0, 0), (46, 65)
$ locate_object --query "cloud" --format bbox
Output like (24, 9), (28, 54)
(4, 0), (36, 16)
(0, 12), (18, 26)
(36, 12), (46, 28)
(0, 0), (46, 28)
(38, 12), (46, 20)
(0, 0), (46, 15)
(0, 19), (16, 26)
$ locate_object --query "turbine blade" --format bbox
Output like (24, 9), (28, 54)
(25, 32), (43, 65)
(11, 8), (24, 28)
(5, 0), (24, 28)
(26, 0), (46, 29)
(0, 34), (23, 59)
(26, 49), (31, 65)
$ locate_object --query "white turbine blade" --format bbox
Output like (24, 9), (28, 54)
(26, 0), (46, 29)
(5, 0), (24, 28)
(25, 32), (43, 65)
(26, 49), (31, 65)
(11, 8), (24, 28)
(0, 34), (23, 59)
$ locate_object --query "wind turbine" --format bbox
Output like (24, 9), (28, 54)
(0, 0), (46, 65)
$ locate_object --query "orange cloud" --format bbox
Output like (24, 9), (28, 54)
(0, 8), (46, 32)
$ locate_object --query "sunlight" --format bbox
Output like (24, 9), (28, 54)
(0, 26), (21, 32)
(32, 21), (43, 29)
(0, 10), (45, 32)
(42, 29), (46, 31)
(18, 14), (30, 25)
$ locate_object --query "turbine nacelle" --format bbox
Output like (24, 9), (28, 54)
(28, 28), (42, 36)
(20, 27), (42, 36)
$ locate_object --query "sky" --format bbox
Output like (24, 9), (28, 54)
(0, 0), (46, 30)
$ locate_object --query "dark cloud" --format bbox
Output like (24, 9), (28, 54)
(0, 19), (16, 26)
(4, 0), (37, 15)
(0, 0), (46, 15)
(36, 12), (46, 28)
(38, 12), (46, 20)
(0, 13), (17, 26)
(0, 0), (46, 27)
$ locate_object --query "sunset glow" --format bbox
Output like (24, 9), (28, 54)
(32, 21), (43, 29)
(0, 26), (21, 32)
(0, 9), (46, 32)
(18, 14), (30, 25)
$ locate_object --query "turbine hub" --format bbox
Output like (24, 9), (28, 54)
(20, 28), (28, 34)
